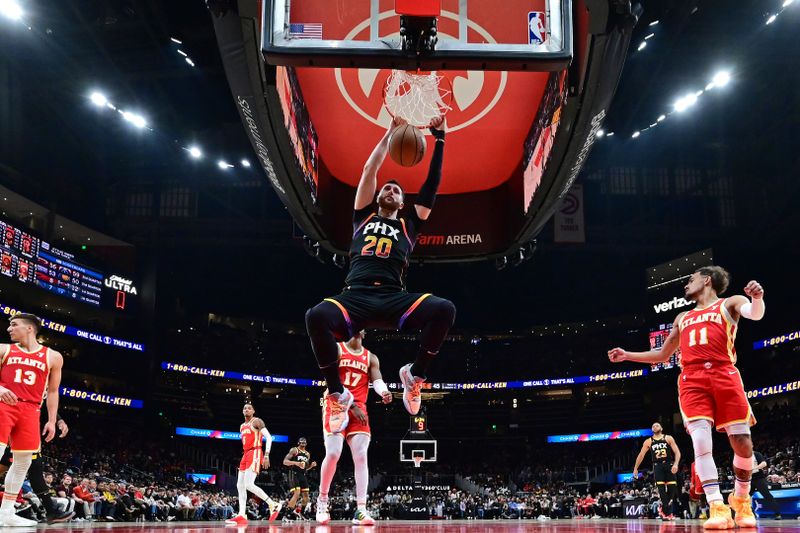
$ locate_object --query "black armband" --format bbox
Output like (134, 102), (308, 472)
(417, 134), (444, 208)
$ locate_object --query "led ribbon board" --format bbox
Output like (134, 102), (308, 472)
(0, 303), (145, 352)
(60, 386), (143, 408)
(547, 428), (653, 443)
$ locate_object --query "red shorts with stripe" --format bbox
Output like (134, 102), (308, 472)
(677, 363), (756, 431)
(239, 447), (262, 473)
(323, 401), (370, 439)
(0, 402), (42, 452)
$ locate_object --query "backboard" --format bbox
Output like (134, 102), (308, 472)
(262, 0), (572, 71)
(400, 439), (437, 464)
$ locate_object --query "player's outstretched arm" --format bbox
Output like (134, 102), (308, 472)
(608, 313), (684, 365)
(726, 280), (765, 321)
(414, 116), (446, 221)
(633, 439), (650, 478)
(368, 353), (392, 404)
(355, 117), (405, 211)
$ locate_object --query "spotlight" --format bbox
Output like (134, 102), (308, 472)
(596, 129), (605, 138)
(644, 33), (655, 40)
(632, 131), (640, 139)
(649, 20), (659, 26)
(673, 93), (697, 113)
(217, 160), (233, 169)
(605, 132), (615, 137)
(170, 37), (183, 44)
(240, 159), (251, 168)
(784, 0), (794, 6)
(122, 111), (147, 129)
(188, 146), (203, 159)
(177, 49), (188, 57)
(89, 91), (108, 107)
(766, 14), (777, 24)
(657, 115), (666, 122)
(0, 0), (23, 21)
(637, 41), (647, 51)
(711, 71), (731, 88)
(185, 58), (195, 67)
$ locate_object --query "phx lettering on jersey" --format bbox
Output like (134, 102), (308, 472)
(363, 221), (401, 240)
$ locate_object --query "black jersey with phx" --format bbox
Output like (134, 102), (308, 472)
(650, 437), (673, 464)
(345, 206), (423, 288)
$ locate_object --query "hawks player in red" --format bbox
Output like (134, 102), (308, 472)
(316, 330), (392, 525)
(609, 267), (764, 529)
(225, 403), (281, 526)
(0, 313), (64, 527)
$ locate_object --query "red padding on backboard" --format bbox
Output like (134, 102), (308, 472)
(395, 0), (441, 17)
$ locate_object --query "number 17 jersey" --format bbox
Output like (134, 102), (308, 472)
(337, 342), (370, 405)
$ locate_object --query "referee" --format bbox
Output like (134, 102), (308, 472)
(751, 450), (780, 520)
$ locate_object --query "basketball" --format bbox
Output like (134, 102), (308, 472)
(389, 124), (426, 167)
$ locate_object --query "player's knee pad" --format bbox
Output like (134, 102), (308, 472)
(724, 422), (751, 436)
(10, 451), (33, 470)
(733, 454), (754, 470)
(686, 419), (713, 457)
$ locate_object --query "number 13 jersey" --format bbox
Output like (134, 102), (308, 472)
(1, 344), (50, 404)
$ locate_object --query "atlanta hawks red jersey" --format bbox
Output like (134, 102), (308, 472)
(240, 421), (259, 451)
(0, 344), (50, 403)
(338, 343), (370, 404)
(678, 298), (737, 367)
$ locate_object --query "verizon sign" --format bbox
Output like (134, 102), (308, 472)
(653, 296), (693, 314)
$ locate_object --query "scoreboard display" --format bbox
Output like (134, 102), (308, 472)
(0, 218), (137, 311)
(648, 323), (679, 372)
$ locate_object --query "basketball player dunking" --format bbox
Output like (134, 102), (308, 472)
(305, 116), (456, 433)
(225, 403), (281, 526)
(0, 313), (64, 527)
(609, 267), (763, 529)
(633, 422), (681, 520)
(317, 330), (392, 525)
(283, 437), (316, 518)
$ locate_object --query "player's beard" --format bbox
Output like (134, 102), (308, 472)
(377, 194), (401, 212)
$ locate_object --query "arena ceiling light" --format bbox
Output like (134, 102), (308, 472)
(89, 91), (108, 107)
(240, 159), (251, 167)
(0, 0), (23, 21)
(217, 160), (234, 169)
(187, 146), (203, 159)
(121, 110), (147, 129)
(637, 41), (647, 51)
(673, 93), (698, 113)
(712, 70), (731, 88)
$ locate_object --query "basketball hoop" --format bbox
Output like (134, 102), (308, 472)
(412, 456), (424, 468)
(383, 70), (452, 128)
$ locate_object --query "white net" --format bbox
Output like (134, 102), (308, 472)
(384, 70), (452, 128)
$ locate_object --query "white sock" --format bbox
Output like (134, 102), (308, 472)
(702, 482), (723, 504)
(734, 477), (751, 497)
(1, 452), (33, 513)
(349, 433), (371, 509)
(319, 435), (343, 501)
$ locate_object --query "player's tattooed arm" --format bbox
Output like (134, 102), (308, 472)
(283, 447), (302, 468)
(251, 417), (265, 431)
